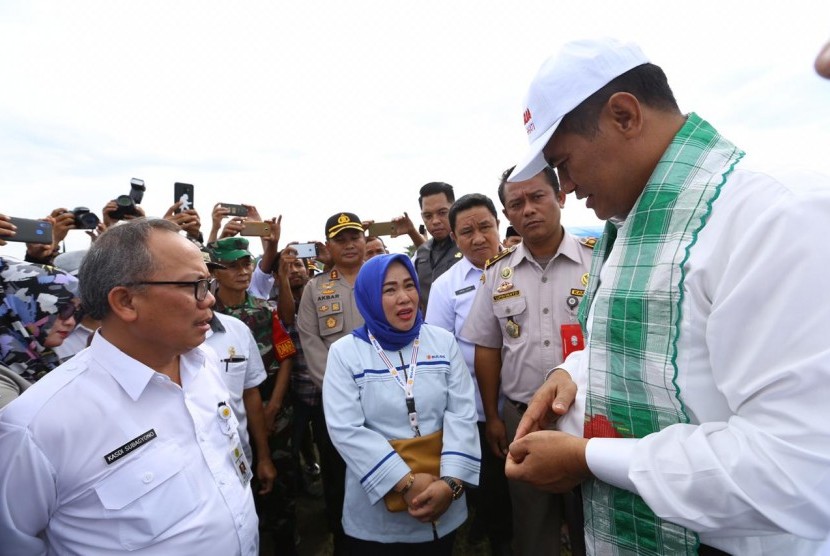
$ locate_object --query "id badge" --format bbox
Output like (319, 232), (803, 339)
(218, 402), (253, 485)
(230, 441), (254, 485)
(560, 323), (584, 359)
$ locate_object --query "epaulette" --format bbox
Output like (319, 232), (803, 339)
(580, 237), (598, 249)
(484, 245), (516, 270)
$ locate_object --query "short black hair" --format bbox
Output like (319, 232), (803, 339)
(418, 182), (455, 208)
(497, 165), (559, 206)
(365, 235), (387, 247)
(559, 63), (680, 138)
(449, 193), (498, 232)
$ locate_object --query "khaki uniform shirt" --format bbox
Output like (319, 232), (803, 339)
(461, 232), (594, 404)
(296, 268), (364, 388)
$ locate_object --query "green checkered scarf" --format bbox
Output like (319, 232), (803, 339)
(577, 113), (744, 555)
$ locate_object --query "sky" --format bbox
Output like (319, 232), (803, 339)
(2, 0), (829, 259)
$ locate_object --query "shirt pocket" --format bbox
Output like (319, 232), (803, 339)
(220, 359), (248, 395)
(317, 303), (344, 337)
(94, 442), (198, 550)
(493, 296), (527, 345)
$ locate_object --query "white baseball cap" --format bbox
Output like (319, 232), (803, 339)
(509, 38), (649, 183)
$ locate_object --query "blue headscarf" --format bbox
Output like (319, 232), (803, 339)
(352, 253), (423, 351)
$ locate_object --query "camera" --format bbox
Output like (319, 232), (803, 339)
(109, 178), (146, 221)
(70, 207), (100, 230)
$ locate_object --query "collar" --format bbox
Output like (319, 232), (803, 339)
(429, 236), (456, 250)
(90, 332), (157, 401)
(214, 292), (257, 311)
(515, 229), (582, 266)
(91, 331), (206, 401)
(458, 256), (482, 280)
(557, 231), (584, 263)
(208, 311), (226, 334)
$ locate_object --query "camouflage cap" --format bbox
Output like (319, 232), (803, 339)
(208, 237), (253, 262)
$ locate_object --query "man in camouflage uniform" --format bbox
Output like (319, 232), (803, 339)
(209, 237), (296, 555)
(297, 212), (366, 555)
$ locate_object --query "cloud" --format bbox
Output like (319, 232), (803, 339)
(1, 0), (830, 262)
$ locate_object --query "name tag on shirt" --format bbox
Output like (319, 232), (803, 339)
(104, 429), (157, 465)
(455, 285), (475, 296)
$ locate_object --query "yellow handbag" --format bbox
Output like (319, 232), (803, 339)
(383, 429), (443, 512)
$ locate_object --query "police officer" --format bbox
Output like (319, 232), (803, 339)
(462, 166), (593, 556)
(296, 211), (366, 555)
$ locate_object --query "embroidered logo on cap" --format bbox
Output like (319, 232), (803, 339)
(523, 108), (535, 135)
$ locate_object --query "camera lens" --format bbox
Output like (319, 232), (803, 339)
(76, 212), (100, 230)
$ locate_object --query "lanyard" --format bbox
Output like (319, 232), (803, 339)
(368, 332), (421, 437)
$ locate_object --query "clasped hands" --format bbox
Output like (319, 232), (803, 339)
(394, 472), (454, 523)
(504, 369), (593, 493)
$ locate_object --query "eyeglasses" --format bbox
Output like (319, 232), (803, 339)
(129, 278), (215, 302)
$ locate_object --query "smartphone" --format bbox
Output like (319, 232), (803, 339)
(7, 217), (53, 244)
(293, 242), (317, 258)
(367, 221), (396, 237)
(173, 182), (195, 214)
(220, 203), (248, 217)
(240, 221), (271, 237)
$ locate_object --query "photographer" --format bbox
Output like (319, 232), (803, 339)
(23, 208), (75, 265)
(0, 213), (15, 246)
(164, 200), (204, 245)
(101, 198), (145, 229)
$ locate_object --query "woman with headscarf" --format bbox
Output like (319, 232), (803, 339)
(322, 253), (480, 555)
(0, 257), (79, 409)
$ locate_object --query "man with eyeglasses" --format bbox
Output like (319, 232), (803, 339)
(0, 218), (259, 555)
(412, 182), (463, 309)
(296, 211), (366, 555)
(208, 236), (296, 554)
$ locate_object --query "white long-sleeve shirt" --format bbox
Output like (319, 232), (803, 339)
(559, 163), (830, 554)
(204, 311), (267, 463)
(425, 256), (487, 421)
(0, 333), (258, 555)
(322, 324), (480, 543)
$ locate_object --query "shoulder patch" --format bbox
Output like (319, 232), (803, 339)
(484, 245), (516, 270)
(580, 237), (598, 249)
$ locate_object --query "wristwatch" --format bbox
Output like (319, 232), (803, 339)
(441, 476), (464, 501)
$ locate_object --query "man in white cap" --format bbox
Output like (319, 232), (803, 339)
(505, 38), (830, 555)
